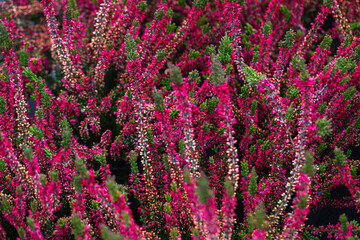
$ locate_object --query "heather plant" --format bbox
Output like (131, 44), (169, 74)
(0, 0), (360, 239)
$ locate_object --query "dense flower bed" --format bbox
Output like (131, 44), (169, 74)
(0, 0), (360, 239)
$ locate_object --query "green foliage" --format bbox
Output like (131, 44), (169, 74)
(249, 202), (265, 229)
(189, 70), (201, 84)
(196, 174), (211, 204)
(29, 125), (44, 140)
(287, 85), (300, 99)
(209, 54), (226, 86)
(23, 68), (38, 82)
(199, 101), (207, 112)
(342, 35), (353, 48)
(323, 0), (333, 8)
(333, 57), (356, 75)
(156, 49), (166, 61)
(107, 177), (121, 202)
(19, 49), (30, 67)
(183, 169), (191, 184)
(279, 29), (295, 49)
(301, 230), (320, 240)
(243, 65), (265, 85)
(16, 186), (23, 196)
(315, 117), (332, 137)
(94, 153), (106, 165)
(166, 23), (177, 34)
(179, 139), (185, 156)
(0, 159), (6, 172)
(154, 8), (164, 21)
(224, 179), (234, 196)
(298, 194), (308, 209)
(171, 228), (179, 238)
(339, 75), (351, 85)
(320, 35), (332, 49)
(61, 119), (72, 149)
(130, 151), (139, 175)
(72, 215), (85, 237)
(218, 127), (225, 136)
(146, 128), (155, 145)
(207, 98), (219, 114)
(164, 202), (171, 214)
(0, 21), (13, 51)
(280, 5), (292, 23)
(339, 213), (348, 233)
(125, 33), (139, 61)
(218, 34), (233, 63)
(245, 23), (254, 35)
(18, 227), (25, 239)
(249, 145), (256, 154)
(350, 22), (360, 30)
(262, 22), (272, 37)
(189, 49), (200, 59)
(342, 86), (356, 101)
(164, 7), (173, 18)
(50, 170), (58, 181)
(24, 146), (33, 161)
(40, 174), (47, 186)
(75, 158), (89, 179)
(0, 96), (7, 114)
(0, 197), (11, 213)
(225, 64), (233, 75)
(318, 102), (327, 114)
(317, 142), (327, 154)
(350, 166), (357, 178)
(205, 45), (216, 55)
(65, 6), (74, 21)
(73, 175), (82, 194)
(260, 140), (271, 151)
(170, 66), (183, 86)
(249, 167), (258, 196)
(153, 89), (165, 112)
(252, 50), (259, 65)
(179, 0), (186, 8)
(292, 55), (309, 80)
(334, 147), (346, 166)
(302, 151), (315, 177)
(137, 1), (147, 12)
(202, 121), (211, 133)
(170, 108), (179, 120)
(285, 106), (293, 123)
(194, 0), (208, 9)
(241, 85), (249, 99)
(27, 217), (35, 231)
(247, 125), (256, 136)
(354, 116), (360, 129)
(251, 99), (258, 114)
(101, 225), (125, 240)
(41, 89), (51, 109)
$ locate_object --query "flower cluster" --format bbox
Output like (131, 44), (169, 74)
(1, 0), (360, 239)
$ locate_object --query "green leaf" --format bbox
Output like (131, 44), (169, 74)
(302, 151), (315, 177)
(170, 66), (183, 86)
(249, 167), (258, 196)
(315, 117), (332, 137)
(154, 7), (164, 21)
(279, 29), (295, 49)
(218, 34), (233, 63)
(72, 215), (85, 237)
(320, 35), (332, 49)
(0, 21), (13, 51)
(0, 96), (7, 114)
(125, 33), (139, 61)
(153, 89), (165, 112)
